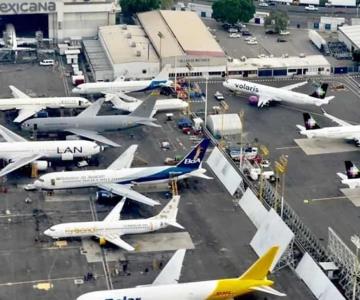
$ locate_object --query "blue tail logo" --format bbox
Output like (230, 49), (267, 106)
(177, 139), (210, 169)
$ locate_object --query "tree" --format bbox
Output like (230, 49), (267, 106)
(264, 10), (289, 33)
(120, 0), (160, 17)
(160, 0), (173, 9)
(212, 0), (256, 25)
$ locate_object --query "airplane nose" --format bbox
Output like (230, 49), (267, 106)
(44, 229), (51, 237)
(34, 180), (42, 189)
(72, 87), (80, 93)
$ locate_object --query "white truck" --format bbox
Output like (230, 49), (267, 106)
(242, 159), (276, 182)
(309, 30), (326, 50)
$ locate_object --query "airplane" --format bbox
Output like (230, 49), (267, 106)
(72, 65), (173, 102)
(0, 24), (37, 51)
(0, 85), (91, 123)
(105, 94), (188, 116)
(337, 161), (360, 189)
(223, 79), (334, 107)
(33, 139), (212, 206)
(77, 246), (286, 300)
(44, 195), (183, 251)
(297, 110), (360, 146)
(0, 124), (103, 177)
(21, 96), (159, 147)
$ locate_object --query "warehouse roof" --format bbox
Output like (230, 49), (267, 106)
(137, 10), (225, 58)
(338, 25), (360, 49)
(228, 55), (330, 71)
(98, 25), (159, 65)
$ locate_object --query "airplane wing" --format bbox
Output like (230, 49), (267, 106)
(280, 81), (308, 91)
(97, 182), (160, 206)
(257, 95), (273, 107)
(66, 128), (120, 147)
(9, 85), (30, 98)
(103, 197), (126, 222)
(107, 145), (138, 170)
(95, 233), (135, 251)
(77, 98), (104, 117)
(152, 249), (186, 285)
(251, 286), (286, 297)
(14, 106), (44, 123)
(322, 108), (352, 127)
(0, 153), (43, 177)
(113, 91), (141, 102)
(0, 124), (27, 142)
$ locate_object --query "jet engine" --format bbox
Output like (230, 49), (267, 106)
(248, 95), (259, 106)
(32, 160), (50, 171)
(61, 152), (74, 161)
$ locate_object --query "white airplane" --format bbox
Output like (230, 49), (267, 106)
(297, 110), (360, 146)
(337, 161), (360, 189)
(223, 79), (334, 107)
(44, 195), (183, 251)
(33, 139), (212, 207)
(0, 24), (37, 51)
(0, 124), (102, 177)
(0, 85), (91, 123)
(77, 246), (286, 300)
(105, 94), (188, 116)
(72, 65), (173, 102)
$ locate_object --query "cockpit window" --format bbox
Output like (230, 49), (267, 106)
(49, 227), (55, 231)
(38, 179), (44, 182)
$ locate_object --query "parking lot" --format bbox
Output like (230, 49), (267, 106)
(204, 19), (320, 59)
(0, 64), (315, 299)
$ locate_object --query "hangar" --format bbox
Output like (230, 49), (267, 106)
(338, 25), (360, 52)
(0, 0), (117, 41)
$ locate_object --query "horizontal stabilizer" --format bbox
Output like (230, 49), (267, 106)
(337, 172), (348, 180)
(190, 170), (213, 180)
(251, 286), (286, 297)
(166, 220), (184, 230)
(136, 120), (161, 128)
(296, 125), (306, 132)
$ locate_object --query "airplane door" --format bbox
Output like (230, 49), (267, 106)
(33, 123), (38, 131)
(51, 179), (55, 186)
(79, 100), (82, 106)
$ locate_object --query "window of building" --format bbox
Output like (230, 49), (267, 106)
(201, 11), (206, 18)
(142, 69), (147, 74)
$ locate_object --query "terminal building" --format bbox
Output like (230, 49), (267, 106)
(0, 0), (117, 41)
(338, 25), (360, 52)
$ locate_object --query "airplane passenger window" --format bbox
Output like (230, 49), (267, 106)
(51, 179), (55, 186)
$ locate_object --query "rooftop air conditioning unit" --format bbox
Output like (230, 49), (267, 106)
(126, 33), (132, 39)
(130, 41), (136, 47)
(240, 56), (247, 62)
(136, 50), (141, 57)
(122, 25), (127, 30)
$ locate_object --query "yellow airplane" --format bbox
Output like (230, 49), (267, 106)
(77, 246), (286, 300)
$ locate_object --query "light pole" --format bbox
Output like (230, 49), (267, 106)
(186, 62), (193, 115)
(351, 234), (360, 300)
(204, 74), (208, 128)
(157, 31), (164, 71)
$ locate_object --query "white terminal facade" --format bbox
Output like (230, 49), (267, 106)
(0, 0), (117, 41)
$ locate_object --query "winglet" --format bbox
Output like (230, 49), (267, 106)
(239, 246), (279, 281)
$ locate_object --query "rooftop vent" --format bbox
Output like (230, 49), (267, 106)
(126, 33), (132, 39)
(130, 41), (136, 47)
(136, 50), (141, 57)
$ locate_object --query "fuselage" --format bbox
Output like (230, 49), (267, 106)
(34, 166), (201, 190)
(77, 278), (272, 300)
(45, 219), (167, 239)
(115, 98), (188, 113)
(21, 115), (155, 132)
(0, 140), (101, 161)
(0, 97), (90, 110)
(73, 80), (170, 95)
(301, 125), (360, 139)
(223, 79), (326, 106)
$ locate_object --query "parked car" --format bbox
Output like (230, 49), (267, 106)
(229, 33), (241, 38)
(214, 91), (224, 100)
(242, 31), (252, 36)
(259, 2), (269, 7)
(279, 30), (290, 35)
(265, 29), (276, 34)
(268, 2), (276, 6)
(39, 59), (55, 66)
(247, 39), (258, 45)
(277, 37), (287, 43)
(244, 36), (253, 41)
(228, 27), (239, 33)
(305, 5), (318, 11)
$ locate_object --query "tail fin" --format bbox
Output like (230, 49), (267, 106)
(152, 195), (183, 229)
(303, 113), (320, 130)
(130, 96), (157, 118)
(310, 83), (328, 99)
(345, 161), (360, 179)
(239, 246), (279, 281)
(176, 138), (211, 169)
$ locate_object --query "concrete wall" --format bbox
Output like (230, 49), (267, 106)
(338, 31), (355, 51)
(113, 62), (160, 80)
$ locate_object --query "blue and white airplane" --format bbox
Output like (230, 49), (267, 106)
(34, 139), (212, 206)
(72, 65), (172, 102)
